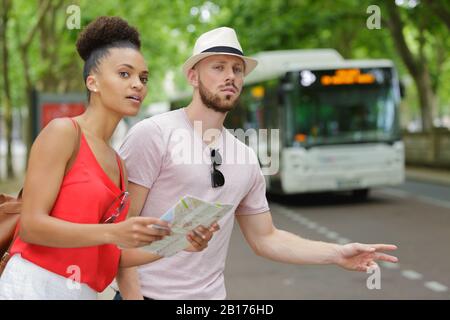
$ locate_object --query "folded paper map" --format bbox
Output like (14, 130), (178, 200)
(142, 195), (233, 257)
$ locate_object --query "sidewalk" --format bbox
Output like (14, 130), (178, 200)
(405, 165), (450, 186)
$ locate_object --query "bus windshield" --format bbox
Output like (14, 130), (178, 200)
(293, 81), (399, 147)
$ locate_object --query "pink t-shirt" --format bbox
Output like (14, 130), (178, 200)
(118, 108), (269, 299)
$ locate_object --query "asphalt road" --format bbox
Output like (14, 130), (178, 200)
(224, 179), (450, 300)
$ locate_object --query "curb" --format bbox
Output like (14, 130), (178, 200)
(405, 167), (450, 187)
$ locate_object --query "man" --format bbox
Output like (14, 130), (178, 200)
(115, 27), (398, 300)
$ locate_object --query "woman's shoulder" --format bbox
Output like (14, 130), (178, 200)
(33, 118), (79, 151)
(43, 117), (78, 135)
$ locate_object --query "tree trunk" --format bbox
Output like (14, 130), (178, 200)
(20, 47), (34, 162)
(15, 26), (34, 162)
(385, 2), (437, 132)
(414, 65), (436, 132)
(14, 0), (51, 160)
(1, 0), (14, 179)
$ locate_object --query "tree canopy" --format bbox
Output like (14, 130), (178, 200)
(1, 0), (449, 128)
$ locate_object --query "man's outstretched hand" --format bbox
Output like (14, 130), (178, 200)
(335, 243), (398, 272)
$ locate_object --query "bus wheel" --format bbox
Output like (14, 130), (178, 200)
(352, 188), (370, 200)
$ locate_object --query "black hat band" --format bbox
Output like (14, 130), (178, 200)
(201, 46), (243, 56)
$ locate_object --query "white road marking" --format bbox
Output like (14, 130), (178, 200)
(379, 188), (450, 210)
(424, 281), (448, 293)
(291, 215), (307, 224)
(317, 226), (329, 234)
(282, 278), (295, 286)
(296, 217), (309, 224)
(379, 261), (400, 269)
(337, 238), (351, 244)
(401, 270), (423, 280)
(325, 231), (339, 239)
(416, 196), (450, 210)
(276, 203), (450, 296)
(305, 222), (318, 229)
(281, 211), (296, 219)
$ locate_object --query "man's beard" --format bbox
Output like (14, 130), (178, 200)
(198, 79), (239, 114)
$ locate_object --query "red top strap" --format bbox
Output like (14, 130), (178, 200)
(68, 117), (79, 129)
(115, 153), (125, 191)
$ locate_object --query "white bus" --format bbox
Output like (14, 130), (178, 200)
(170, 49), (405, 199)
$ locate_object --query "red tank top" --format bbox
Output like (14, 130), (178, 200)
(11, 118), (129, 292)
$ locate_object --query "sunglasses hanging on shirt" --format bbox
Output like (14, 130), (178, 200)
(210, 148), (225, 188)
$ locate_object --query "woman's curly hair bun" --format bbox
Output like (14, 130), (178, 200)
(76, 16), (141, 61)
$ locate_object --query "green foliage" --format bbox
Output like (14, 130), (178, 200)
(1, 0), (449, 123)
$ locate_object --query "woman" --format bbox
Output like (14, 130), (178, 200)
(0, 16), (217, 300)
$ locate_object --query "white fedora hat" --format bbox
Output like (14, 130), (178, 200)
(182, 27), (258, 78)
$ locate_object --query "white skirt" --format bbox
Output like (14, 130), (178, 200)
(0, 254), (97, 300)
